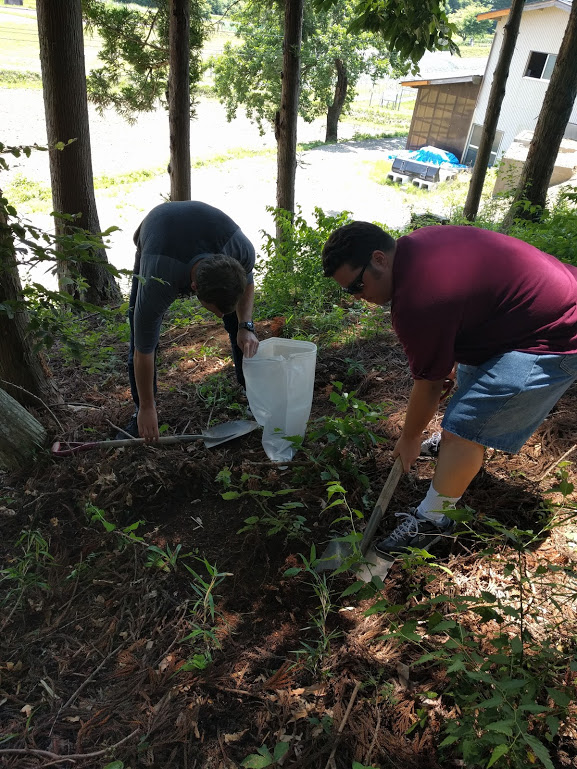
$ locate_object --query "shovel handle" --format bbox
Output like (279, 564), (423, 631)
(360, 456), (404, 555)
(51, 434), (204, 456)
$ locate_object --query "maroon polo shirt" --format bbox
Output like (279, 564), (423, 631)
(391, 226), (577, 380)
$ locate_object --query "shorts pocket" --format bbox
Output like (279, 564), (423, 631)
(560, 354), (577, 377)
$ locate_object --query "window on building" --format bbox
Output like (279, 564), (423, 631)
(463, 124), (504, 167)
(525, 51), (557, 80)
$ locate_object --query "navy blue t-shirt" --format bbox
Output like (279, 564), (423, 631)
(132, 201), (255, 354)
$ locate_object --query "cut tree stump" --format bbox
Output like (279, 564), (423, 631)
(0, 387), (47, 470)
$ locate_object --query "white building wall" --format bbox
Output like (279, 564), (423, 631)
(469, 6), (577, 160)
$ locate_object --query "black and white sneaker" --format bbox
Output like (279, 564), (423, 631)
(115, 412), (139, 439)
(375, 510), (455, 557)
(420, 431), (442, 457)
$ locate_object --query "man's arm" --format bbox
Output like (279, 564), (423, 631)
(394, 378), (446, 471)
(133, 350), (159, 441)
(235, 282), (259, 357)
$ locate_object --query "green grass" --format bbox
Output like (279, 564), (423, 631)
(455, 39), (492, 58)
(345, 100), (415, 134)
(0, 68), (41, 89)
(94, 166), (166, 191)
(8, 145), (278, 214)
(5, 173), (52, 213)
(0, 11), (103, 73)
(369, 159), (498, 218)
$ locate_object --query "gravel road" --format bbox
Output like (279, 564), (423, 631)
(2, 88), (410, 290)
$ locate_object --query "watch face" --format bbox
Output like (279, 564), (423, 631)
(242, 321), (255, 331)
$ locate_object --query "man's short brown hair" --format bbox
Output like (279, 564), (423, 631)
(322, 221), (396, 277)
(196, 254), (247, 314)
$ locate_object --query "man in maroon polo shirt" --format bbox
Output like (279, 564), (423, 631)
(322, 222), (577, 555)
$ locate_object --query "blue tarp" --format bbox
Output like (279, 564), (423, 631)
(388, 145), (466, 169)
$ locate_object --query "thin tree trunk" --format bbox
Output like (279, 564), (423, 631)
(37, 0), (121, 306)
(325, 58), (347, 143)
(502, 0), (577, 229)
(275, 0), (304, 237)
(463, 0), (525, 221)
(169, 0), (191, 201)
(0, 191), (61, 408)
(0, 387), (47, 471)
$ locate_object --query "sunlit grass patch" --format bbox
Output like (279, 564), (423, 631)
(0, 68), (41, 89)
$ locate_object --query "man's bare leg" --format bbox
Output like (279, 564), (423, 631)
(432, 429), (485, 498)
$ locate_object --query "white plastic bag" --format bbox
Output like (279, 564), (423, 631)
(243, 337), (317, 462)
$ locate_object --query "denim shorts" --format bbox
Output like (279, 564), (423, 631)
(442, 351), (577, 453)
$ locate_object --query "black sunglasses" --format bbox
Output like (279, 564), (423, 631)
(344, 259), (371, 295)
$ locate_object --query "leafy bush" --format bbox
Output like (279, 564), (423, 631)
(257, 206), (352, 318)
(507, 187), (577, 266)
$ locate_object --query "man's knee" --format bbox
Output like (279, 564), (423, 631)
(441, 429), (482, 450)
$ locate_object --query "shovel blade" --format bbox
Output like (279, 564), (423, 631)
(315, 540), (395, 583)
(354, 546), (395, 582)
(315, 540), (354, 572)
(202, 420), (259, 448)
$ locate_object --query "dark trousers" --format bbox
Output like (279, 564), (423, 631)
(127, 266), (245, 409)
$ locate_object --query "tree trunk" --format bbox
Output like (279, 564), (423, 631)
(325, 58), (348, 143)
(0, 387), (47, 471)
(275, 0), (304, 237)
(0, 191), (61, 408)
(169, 0), (191, 201)
(502, 0), (577, 229)
(463, 0), (525, 221)
(37, 0), (121, 306)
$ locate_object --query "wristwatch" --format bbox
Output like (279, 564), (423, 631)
(239, 320), (255, 332)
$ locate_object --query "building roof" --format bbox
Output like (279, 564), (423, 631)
(478, 0), (572, 21)
(401, 74), (483, 88)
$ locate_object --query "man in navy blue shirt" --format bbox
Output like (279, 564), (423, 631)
(123, 201), (259, 441)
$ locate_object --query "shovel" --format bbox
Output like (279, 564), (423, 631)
(51, 419), (260, 457)
(316, 456), (404, 581)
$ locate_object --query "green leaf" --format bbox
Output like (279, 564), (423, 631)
(478, 694), (504, 709)
(340, 580), (365, 597)
(222, 491), (241, 500)
(439, 734), (459, 747)
(242, 744), (273, 767)
(273, 741), (290, 761)
(103, 763), (125, 769)
(518, 704), (550, 714)
(487, 744), (509, 768)
(546, 687), (571, 707)
(546, 715), (560, 738)
(283, 567), (301, 577)
(500, 678), (527, 692)
(241, 756), (272, 769)
(522, 733), (554, 769)
(510, 635), (523, 655)
(485, 720), (514, 736)
(446, 658), (466, 673)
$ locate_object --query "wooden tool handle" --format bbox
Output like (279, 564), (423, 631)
(360, 456), (404, 555)
(51, 434), (204, 456)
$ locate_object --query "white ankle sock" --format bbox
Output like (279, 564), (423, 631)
(416, 482), (460, 523)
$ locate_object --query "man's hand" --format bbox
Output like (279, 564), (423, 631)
(237, 328), (259, 357)
(393, 434), (423, 472)
(137, 405), (159, 442)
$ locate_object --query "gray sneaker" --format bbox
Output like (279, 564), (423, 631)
(420, 431), (442, 457)
(375, 510), (455, 556)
